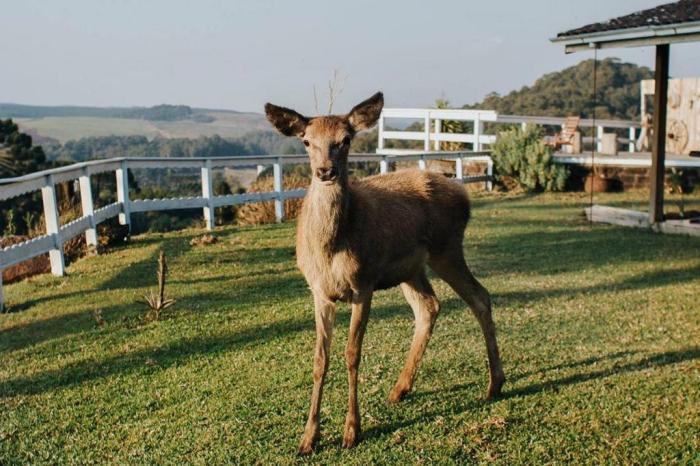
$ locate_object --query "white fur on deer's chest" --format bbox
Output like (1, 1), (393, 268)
(297, 246), (359, 300)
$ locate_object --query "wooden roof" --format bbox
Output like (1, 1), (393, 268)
(551, 0), (700, 52)
(557, 0), (700, 38)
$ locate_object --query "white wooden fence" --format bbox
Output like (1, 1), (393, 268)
(0, 150), (492, 310)
(378, 108), (640, 154)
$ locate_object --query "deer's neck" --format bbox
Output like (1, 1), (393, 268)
(303, 176), (350, 252)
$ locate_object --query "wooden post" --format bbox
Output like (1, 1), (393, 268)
(628, 126), (636, 153)
(377, 113), (385, 151)
(116, 160), (131, 229)
(455, 155), (463, 182)
(423, 116), (430, 151)
(379, 155), (388, 174)
(650, 43), (669, 224)
(42, 175), (65, 276)
(474, 117), (483, 151)
(486, 157), (494, 191)
(273, 157), (284, 222)
(596, 126), (604, 153)
(78, 168), (98, 248)
(201, 159), (215, 230)
(433, 119), (441, 151)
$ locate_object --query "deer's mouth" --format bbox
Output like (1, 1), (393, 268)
(315, 167), (338, 184)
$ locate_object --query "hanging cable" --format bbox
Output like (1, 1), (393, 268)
(589, 47), (598, 226)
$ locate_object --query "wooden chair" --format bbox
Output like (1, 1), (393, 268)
(546, 116), (580, 150)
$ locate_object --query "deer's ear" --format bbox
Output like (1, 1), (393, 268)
(347, 92), (384, 131)
(265, 103), (309, 137)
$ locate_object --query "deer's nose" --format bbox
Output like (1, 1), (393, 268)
(315, 166), (337, 182)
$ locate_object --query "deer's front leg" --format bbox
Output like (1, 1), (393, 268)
(343, 289), (372, 449)
(298, 293), (336, 455)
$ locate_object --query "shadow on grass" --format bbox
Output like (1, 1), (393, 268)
(475, 226), (699, 278)
(0, 234), (196, 353)
(360, 347), (700, 442)
(492, 263), (700, 306)
(1, 232), (296, 353)
(0, 294), (427, 397)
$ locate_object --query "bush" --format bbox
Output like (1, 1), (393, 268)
(491, 125), (569, 192)
(236, 173), (309, 225)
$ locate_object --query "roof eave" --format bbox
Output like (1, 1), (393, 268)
(550, 20), (700, 53)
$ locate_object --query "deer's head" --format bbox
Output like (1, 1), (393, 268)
(265, 92), (383, 185)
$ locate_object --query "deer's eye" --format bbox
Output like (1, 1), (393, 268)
(341, 136), (351, 146)
(303, 140), (310, 147)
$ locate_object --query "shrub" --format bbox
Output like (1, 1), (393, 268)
(491, 125), (569, 192)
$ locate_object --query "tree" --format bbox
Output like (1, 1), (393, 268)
(0, 119), (47, 177)
(464, 58), (653, 120)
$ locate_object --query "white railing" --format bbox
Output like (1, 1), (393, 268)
(0, 150), (492, 310)
(378, 108), (640, 154)
(378, 108), (499, 153)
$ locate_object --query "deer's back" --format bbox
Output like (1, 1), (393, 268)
(345, 169), (469, 289)
(349, 169), (470, 253)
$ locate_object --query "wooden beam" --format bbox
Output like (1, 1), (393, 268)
(650, 44), (669, 223)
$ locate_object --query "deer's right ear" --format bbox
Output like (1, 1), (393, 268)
(265, 103), (309, 137)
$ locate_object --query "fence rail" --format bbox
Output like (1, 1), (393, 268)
(0, 150), (492, 310)
(378, 108), (640, 155)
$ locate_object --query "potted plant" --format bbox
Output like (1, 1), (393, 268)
(584, 167), (613, 193)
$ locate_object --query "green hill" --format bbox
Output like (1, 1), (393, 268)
(464, 58), (653, 120)
(0, 103), (242, 121)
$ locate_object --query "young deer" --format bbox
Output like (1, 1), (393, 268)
(265, 92), (505, 454)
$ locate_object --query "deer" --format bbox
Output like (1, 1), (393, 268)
(264, 92), (505, 454)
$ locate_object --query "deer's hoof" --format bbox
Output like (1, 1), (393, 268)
(388, 385), (409, 404)
(297, 438), (315, 456)
(342, 425), (359, 449)
(486, 375), (506, 400)
(298, 430), (319, 456)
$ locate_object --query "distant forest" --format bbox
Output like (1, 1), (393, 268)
(45, 132), (304, 163)
(464, 58), (653, 120)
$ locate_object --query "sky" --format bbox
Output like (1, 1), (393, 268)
(2, 0), (699, 115)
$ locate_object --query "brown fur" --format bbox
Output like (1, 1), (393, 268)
(265, 92), (505, 454)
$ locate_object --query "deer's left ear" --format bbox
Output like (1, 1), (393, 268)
(265, 103), (309, 137)
(347, 92), (383, 131)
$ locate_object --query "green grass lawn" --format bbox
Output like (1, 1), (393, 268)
(1, 192), (699, 465)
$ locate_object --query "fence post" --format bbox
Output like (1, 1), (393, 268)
(596, 126), (604, 153)
(201, 159), (215, 230)
(418, 155), (426, 171)
(486, 157), (494, 192)
(0, 274), (4, 312)
(455, 155), (463, 181)
(42, 174), (65, 276)
(116, 160), (131, 229)
(377, 113), (385, 151)
(273, 157), (284, 222)
(78, 168), (98, 249)
(474, 116), (483, 151)
(628, 126), (635, 152)
(433, 119), (441, 151)
(379, 155), (388, 174)
(423, 115), (430, 151)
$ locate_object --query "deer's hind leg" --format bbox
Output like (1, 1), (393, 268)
(428, 251), (505, 399)
(388, 271), (440, 403)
